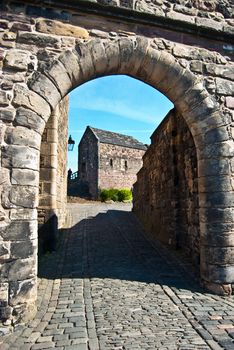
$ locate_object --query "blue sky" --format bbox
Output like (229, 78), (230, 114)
(68, 75), (173, 171)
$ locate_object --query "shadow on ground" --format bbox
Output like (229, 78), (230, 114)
(38, 209), (204, 294)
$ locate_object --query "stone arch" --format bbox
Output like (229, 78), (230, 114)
(2, 36), (233, 323)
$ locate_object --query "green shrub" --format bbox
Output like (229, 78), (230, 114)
(100, 189), (109, 202)
(118, 189), (132, 202)
(108, 188), (119, 202)
(100, 188), (132, 202)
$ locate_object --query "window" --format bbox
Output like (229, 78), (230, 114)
(125, 160), (128, 170)
(110, 159), (113, 167)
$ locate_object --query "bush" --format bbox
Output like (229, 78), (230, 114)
(108, 188), (119, 202)
(100, 188), (132, 202)
(118, 189), (132, 202)
(100, 189), (109, 202)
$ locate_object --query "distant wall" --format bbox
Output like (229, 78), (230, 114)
(133, 109), (200, 265)
(99, 143), (145, 191)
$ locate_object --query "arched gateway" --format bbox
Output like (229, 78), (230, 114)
(0, 0), (233, 324)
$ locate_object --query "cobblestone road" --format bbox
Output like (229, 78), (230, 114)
(1, 203), (234, 350)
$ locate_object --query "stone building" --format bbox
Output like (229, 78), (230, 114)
(78, 126), (147, 198)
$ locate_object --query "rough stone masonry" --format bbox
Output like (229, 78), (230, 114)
(0, 0), (233, 325)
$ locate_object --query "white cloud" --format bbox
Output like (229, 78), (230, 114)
(72, 97), (158, 124)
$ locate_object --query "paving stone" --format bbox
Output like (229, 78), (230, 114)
(1, 203), (234, 349)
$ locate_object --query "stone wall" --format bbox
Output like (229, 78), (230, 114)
(86, 0), (234, 24)
(56, 96), (69, 229)
(38, 96), (68, 253)
(78, 130), (99, 198)
(133, 109), (200, 266)
(99, 143), (145, 191)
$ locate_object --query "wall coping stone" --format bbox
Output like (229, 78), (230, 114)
(5, 0), (234, 44)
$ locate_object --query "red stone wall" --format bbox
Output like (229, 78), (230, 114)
(99, 143), (145, 191)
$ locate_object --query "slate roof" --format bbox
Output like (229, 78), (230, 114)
(88, 126), (147, 151)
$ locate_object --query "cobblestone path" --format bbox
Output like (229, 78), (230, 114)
(1, 203), (234, 350)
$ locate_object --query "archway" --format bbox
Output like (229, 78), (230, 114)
(2, 36), (233, 323)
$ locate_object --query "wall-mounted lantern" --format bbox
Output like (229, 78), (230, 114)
(68, 135), (75, 151)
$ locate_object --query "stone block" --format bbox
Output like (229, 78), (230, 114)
(173, 44), (217, 62)
(0, 167), (10, 186)
(2, 145), (40, 171)
(1, 79), (14, 90)
(9, 277), (37, 306)
(39, 169), (54, 182)
(26, 4), (70, 21)
(200, 222), (234, 246)
(1, 256), (36, 281)
(15, 107), (45, 135)
(11, 22), (32, 32)
(90, 39), (108, 76)
(198, 158), (230, 176)
(131, 36), (149, 75)
(0, 91), (10, 106)
(3, 31), (16, 41)
(58, 49), (83, 86)
(196, 17), (223, 31)
(202, 126), (229, 144)
(174, 4), (197, 16)
(11, 168), (39, 186)
(216, 77), (234, 96)
(0, 209), (8, 222)
(201, 246), (234, 266)
(200, 192), (234, 208)
(10, 208), (37, 221)
(28, 72), (61, 109)
(199, 207), (234, 224)
(40, 143), (51, 155)
(36, 18), (89, 39)
(0, 107), (15, 122)
(0, 242), (10, 259)
(178, 83), (209, 117)
(18, 31), (60, 48)
(4, 49), (30, 71)
(9, 186), (38, 208)
(12, 84), (51, 120)
(198, 175), (232, 193)
(202, 280), (232, 296)
(45, 60), (72, 96)
(190, 60), (203, 73)
(103, 39), (121, 75)
(186, 96), (218, 125)
(198, 141), (234, 159)
(202, 263), (234, 284)
(166, 11), (195, 24)
(11, 239), (36, 259)
(0, 120), (6, 144)
(0, 220), (37, 241)
(0, 305), (12, 321)
(225, 96), (234, 109)
(0, 283), (8, 303)
(5, 126), (41, 150)
(0, 20), (8, 30)
(205, 63), (234, 80)
(75, 41), (96, 82)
